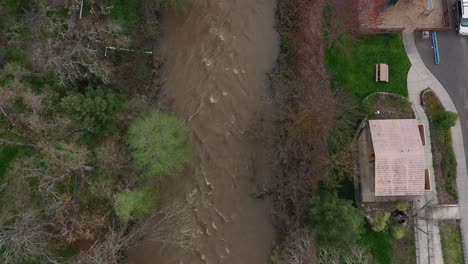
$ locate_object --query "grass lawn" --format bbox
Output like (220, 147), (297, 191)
(325, 33), (411, 99)
(360, 223), (416, 264)
(440, 221), (464, 264)
(360, 224), (393, 264)
(393, 225), (416, 264)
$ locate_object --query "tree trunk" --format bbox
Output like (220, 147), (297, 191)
(0, 139), (35, 148)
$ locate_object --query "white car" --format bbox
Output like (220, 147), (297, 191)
(454, 0), (468, 35)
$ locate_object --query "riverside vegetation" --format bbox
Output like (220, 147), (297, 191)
(270, 0), (415, 262)
(0, 0), (194, 263)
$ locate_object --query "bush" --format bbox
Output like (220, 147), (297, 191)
(395, 201), (410, 211)
(127, 111), (192, 178)
(433, 111), (458, 130)
(370, 211), (390, 232)
(0, 48), (28, 66)
(307, 192), (364, 246)
(107, 0), (140, 23)
(0, 145), (22, 181)
(114, 188), (158, 221)
(443, 148), (458, 199)
(391, 226), (407, 240)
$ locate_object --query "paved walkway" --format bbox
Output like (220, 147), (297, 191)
(403, 30), (468, 264)
(429, 204), (461, 220)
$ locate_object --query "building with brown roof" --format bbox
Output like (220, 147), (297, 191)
(358, 119), (430, 203)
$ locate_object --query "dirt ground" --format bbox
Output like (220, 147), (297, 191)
(359, 0), (445, 31)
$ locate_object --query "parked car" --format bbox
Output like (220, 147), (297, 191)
(454, 0), (468, 35)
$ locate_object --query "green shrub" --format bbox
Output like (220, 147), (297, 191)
(114, 188), (158, 221)
(127, 110), (192, 178)
(433, 111), (458, 130)
(395, 201), (410, 211)
(0, 145), (21, 181)
(391, 226), (407, 240)
(0, 48), (28, 66)
(371, 211), (390, 232)
(307, 192), (364, 246)
(107, 0), (140, 23)
(443, 148), (458, 199)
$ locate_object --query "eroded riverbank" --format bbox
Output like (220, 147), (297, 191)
(128, 0), (279, 263)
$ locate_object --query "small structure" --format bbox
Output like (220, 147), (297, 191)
(359, 0), (448, 31)
(358, 119), (429, 202)
(375, 63), (389, 82)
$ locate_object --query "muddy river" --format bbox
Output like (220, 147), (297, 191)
(129, 0), (279, 263)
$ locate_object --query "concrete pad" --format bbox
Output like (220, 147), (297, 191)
(430, 205), (461, 220)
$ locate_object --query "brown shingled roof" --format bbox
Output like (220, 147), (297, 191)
(369, 119), (425, 196)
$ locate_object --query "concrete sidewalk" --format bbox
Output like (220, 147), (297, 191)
(429, 204), (461, 220)
(403, 30), (468, 264)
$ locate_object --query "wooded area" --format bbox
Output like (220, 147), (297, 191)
(0, 0), (195, 262)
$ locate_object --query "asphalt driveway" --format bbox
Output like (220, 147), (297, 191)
(414, 5), (468, 168)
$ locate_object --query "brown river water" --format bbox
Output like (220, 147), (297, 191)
(128, 0), (279, 263)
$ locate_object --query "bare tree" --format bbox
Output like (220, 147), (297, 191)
(32, 28), (111, 86)
(77, 201), (197, 264)
(277, 229), (317, 264)
(11, 142), (90, 195)
(0, 64), (48, 144)
(22, 1), (110, 87)
(318, 245), (373, 264)
(135, 201), (197, 250)
(0, 210), (59, 264)
(323, 0), (360, 49)
(76, 227), (130, 264)
(95, 137), (132, 177)
(50, 205), (108, 245)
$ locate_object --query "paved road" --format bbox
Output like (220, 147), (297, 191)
(414, 5), (468, 168)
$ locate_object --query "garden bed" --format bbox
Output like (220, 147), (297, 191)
(363, 92), (415, 119)
(421, 89), (458, 203)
